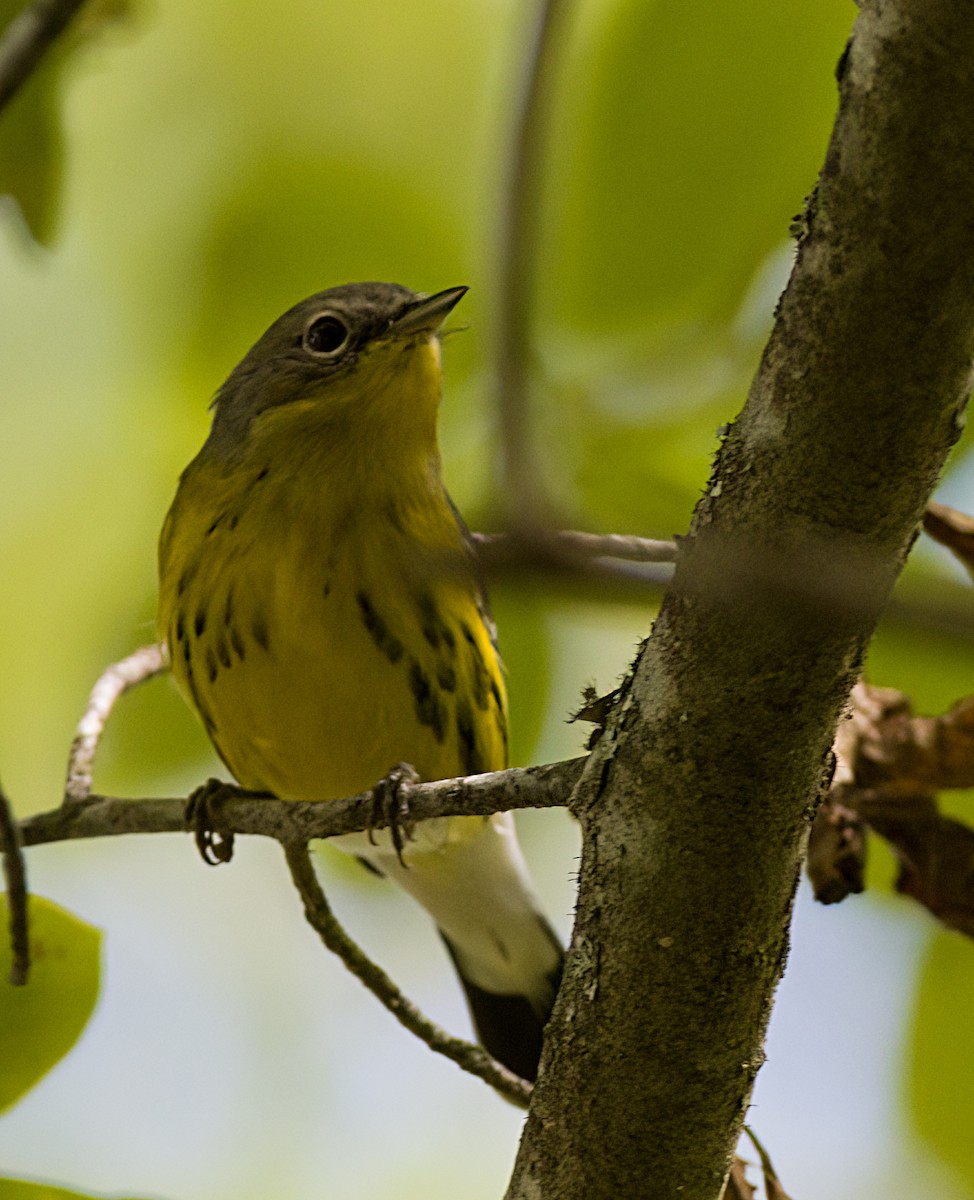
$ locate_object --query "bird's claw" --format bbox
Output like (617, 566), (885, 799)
(186, 778), (237, 865)
(368, 762), (420, 868)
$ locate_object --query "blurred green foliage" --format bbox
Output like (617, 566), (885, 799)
(547, 0), (847, 330)
(2, 0), (974, 1197)
(0, 896), (100, 1113)
(910, 930), (974, 1191)
(0, 0), (133, 241)
(0, 1180), (144, 1199)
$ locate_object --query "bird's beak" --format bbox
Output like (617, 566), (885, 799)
(392, 286), (468, 337)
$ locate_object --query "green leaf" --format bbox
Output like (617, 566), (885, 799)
(0, 895), (101, 1113)
(0, 13), (64, 244)
(0, 1177), (149, 1199)
(0, 0), (135, 243)
(907, 929), (974, 1187)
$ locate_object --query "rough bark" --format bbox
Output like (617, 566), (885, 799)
(507, 4), (974, 1197)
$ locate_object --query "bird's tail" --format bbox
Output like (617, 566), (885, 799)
(367, 811), (564, 1081)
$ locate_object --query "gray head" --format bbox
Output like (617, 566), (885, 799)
(205, 282), (467, 457)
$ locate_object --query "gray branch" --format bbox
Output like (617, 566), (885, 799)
(507, 4), (974, 1198)
(493, 0), (570, 525)
(283, 841), (532, 1107)
(0, 779), (29, 984)
(19, 757), (586, 849)
(65, 643), (167, 802)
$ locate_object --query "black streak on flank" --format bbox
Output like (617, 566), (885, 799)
(409, 659), (446, 743)
(456, 697), (480, 775)
(183, 659), (215, 735)
(216, 635), (232, 670)
(496, 709), (509, 759)
(194, 608), (207, 637)
(177, 561), (197, 597)
(206, 514), (224, 537)
(174, 612), (186, 644)
(255, 467), (270, 483)
(252, 612), (270, 652)
(205, 647), (219, 684)
(356, 591), (404, 664)
(460, 622), (490, 710)
(437, 662), (457, 693)
(417, 593), (448, 650)
(229, 625), (246, 661)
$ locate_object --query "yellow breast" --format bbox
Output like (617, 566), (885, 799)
(158, 451), (508, 802)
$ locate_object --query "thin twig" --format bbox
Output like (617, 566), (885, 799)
(474, 528), (679, 564)
(283, 840), (533, 1106)
(0, 0), (88, 113)
(21, 757), (587, 849)
(0, 779), (30, 985)
(476, 530), (676, 593)
(65, 642), (167, 802)
(494, 0), (570, 525)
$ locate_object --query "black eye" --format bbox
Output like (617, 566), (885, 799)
(304, 314), (349, 356)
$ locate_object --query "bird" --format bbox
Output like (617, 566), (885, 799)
(157, 281), (563, 1081)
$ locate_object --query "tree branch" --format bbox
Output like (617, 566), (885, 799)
(473, 528), (677, 593)
(0, 0), (88, 113)
(282, 840), (532, 1107)
(507, 4), (974, 1197)
(473, 528), (679, 565)
(20, 757), (586, 849)
(0, 778), (30, 985)
(65, 642), (167, 802)
(494, 0), (570, 525)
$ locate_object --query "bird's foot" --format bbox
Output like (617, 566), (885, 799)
(368, 762), (420, 868)
(186, 778), (238, 865)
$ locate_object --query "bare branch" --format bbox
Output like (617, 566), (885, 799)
(21, 756), (581, 1103)
(478, 522), (974, 638)
(0, 0), (88, 113)
(494, 0), (570, 525)
(282, 841), (532, 1106)
(923, 500), (974, 580)
(0, 778), (30, 985)
(473, 528), (678, 564)
(65, 643), (167, 802)
(475, 527), (676, 593)
(535, 531), (678, 563)
(21, 757), (586, 849)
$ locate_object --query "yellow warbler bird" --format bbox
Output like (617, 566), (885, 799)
(158, 282), (563, 1081)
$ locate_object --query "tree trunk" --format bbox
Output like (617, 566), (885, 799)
(507, 3), (974, 1196)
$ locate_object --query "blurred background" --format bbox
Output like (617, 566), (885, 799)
(2, 0), (974, 1196)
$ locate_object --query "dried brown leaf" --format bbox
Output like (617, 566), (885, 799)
(832, 682), (974, 803)
(859, 789), (974, 937)
(807, 795), (866, 904)
(822, 680), (974, 934)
